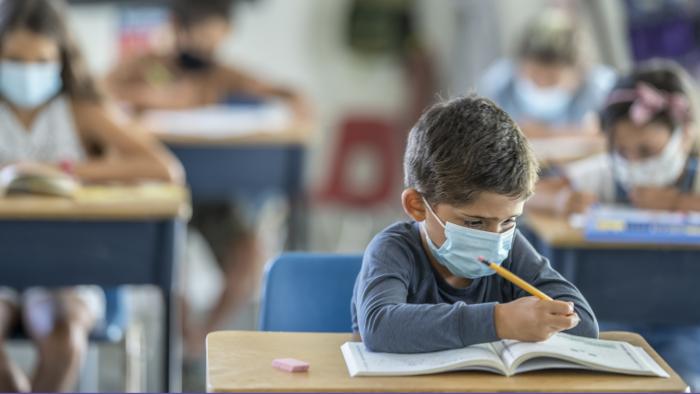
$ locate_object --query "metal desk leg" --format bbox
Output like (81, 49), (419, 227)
(159, 219), (184, 392)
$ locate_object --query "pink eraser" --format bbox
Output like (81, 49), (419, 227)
(272, 358), (310, 372)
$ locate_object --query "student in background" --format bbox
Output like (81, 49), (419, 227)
(530, 60), (700, 214)
(529, 59), (700, 389)
(479, 9), (615, 138)
(107, 0), (308, 360)
(0, 0), (181, 391)
(106, 0), (306, 113)
(351, 95), (598, 354)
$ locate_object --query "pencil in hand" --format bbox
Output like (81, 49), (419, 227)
(477, 256), (553, 301)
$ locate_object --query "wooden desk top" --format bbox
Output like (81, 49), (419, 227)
(206, 331), (688, 393)
(524, 211), (700, 250)
(153, 122), (312, 146)
(0, 184), (190, 220)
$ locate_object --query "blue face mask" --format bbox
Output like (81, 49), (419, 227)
(514, 77), (572, 121)
(422, 199), (516, 279)
(0, 60), (62, 109)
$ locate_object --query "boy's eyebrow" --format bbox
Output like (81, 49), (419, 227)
(455, 211), (523, 220)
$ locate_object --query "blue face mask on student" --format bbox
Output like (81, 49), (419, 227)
(0, 60), (62, 109)
(422, 199), (515, 279)
(514, 77), (572, 121)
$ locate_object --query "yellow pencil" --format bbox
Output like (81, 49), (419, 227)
(477, 257), (553, 301)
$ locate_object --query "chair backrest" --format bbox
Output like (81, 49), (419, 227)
(316, 117), (400, 207)
(259, 253), (363, 332)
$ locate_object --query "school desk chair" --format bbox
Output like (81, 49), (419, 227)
(259, 253), (363, 332)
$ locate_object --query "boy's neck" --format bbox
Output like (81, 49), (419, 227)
(418, 223), (473, 289)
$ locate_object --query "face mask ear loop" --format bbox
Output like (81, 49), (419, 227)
(421, 196), (446, 229)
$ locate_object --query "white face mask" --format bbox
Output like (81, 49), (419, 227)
(514, 77), (572, 121)
(613, 127), (687, 189)
(0, 60), (62, 109)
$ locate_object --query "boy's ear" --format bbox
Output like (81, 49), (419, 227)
(402, 188), (427, 222)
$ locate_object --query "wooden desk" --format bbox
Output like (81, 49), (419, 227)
(206, 331), (688, 392)
(152, 121), (312, 146)
(0, 184), (189, 391)
(0, 184), (190, 220)
(523, 212), (700, 250)
(153, 121), (311, 249)
(523, 212), (700, 325)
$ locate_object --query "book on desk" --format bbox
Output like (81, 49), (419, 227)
(341, 332), (668, 378)
(575, 205), (700, 244)
(0, 163), (79, 198)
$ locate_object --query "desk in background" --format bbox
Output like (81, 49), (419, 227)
(151, 112), (312, 250)
(0, 184), (190, 391)
(205, 330), (688, 392)
(523, 212), (700, 326)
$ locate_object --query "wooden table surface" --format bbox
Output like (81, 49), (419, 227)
(150, 116), (313, 146)
(0, 183), (190, 220)
(206, 331), (688, 392)
(524, 211), (700, 250)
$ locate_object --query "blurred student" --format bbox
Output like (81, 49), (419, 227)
(106, 0), (306, 113)
(531, 60), (700, 213)
(107, 0), (308, 359)
(530, 59), (700, 388)
(479, 9), (615, 138)
(0, 0), (182, 391)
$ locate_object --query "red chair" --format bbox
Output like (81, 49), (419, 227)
(316, 117), (402, 208)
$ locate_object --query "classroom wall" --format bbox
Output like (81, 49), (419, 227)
(66, 0), (630, 252)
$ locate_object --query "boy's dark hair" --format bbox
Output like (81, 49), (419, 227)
(601, 59), (695, 132)
(171, 0), (234, 28)
(0, 0), (102, 101)
(404, 95), (539, 205)
(517, 10), (578, 66)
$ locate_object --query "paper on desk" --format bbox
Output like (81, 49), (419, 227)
(142, 101), (293, 138)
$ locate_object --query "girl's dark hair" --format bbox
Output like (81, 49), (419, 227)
(600, 59), (695, 132)
(0, 0), (102, 101)
(171, 0), (234, 29)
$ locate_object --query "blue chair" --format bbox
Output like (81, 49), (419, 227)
(259, 253), (362, 332)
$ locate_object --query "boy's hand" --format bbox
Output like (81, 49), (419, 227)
(494, 297), (580, 342)
(630, 187), (680, 210)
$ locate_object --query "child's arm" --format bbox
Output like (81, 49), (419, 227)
(677, 194), (700, 211)
(528, 177), (597, 215)
(504, 232), (599, 338)
(106, 57), (203, 111)
(519, 113), (600, 139)
(356, 238), (500, 353)
(356, 236), (577, 353)
(630, 186), (700, 212)
(71, 100), (184, 184)
(218, 66), (311, 118)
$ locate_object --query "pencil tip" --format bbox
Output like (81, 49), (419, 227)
(477, 256), (490, 265)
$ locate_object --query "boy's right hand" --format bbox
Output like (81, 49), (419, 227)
(494, 297), (580, 342)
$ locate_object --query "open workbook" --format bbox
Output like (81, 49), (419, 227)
(341, 333), (669, 378)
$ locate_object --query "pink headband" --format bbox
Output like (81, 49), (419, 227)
(604, 82), (690, 125)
